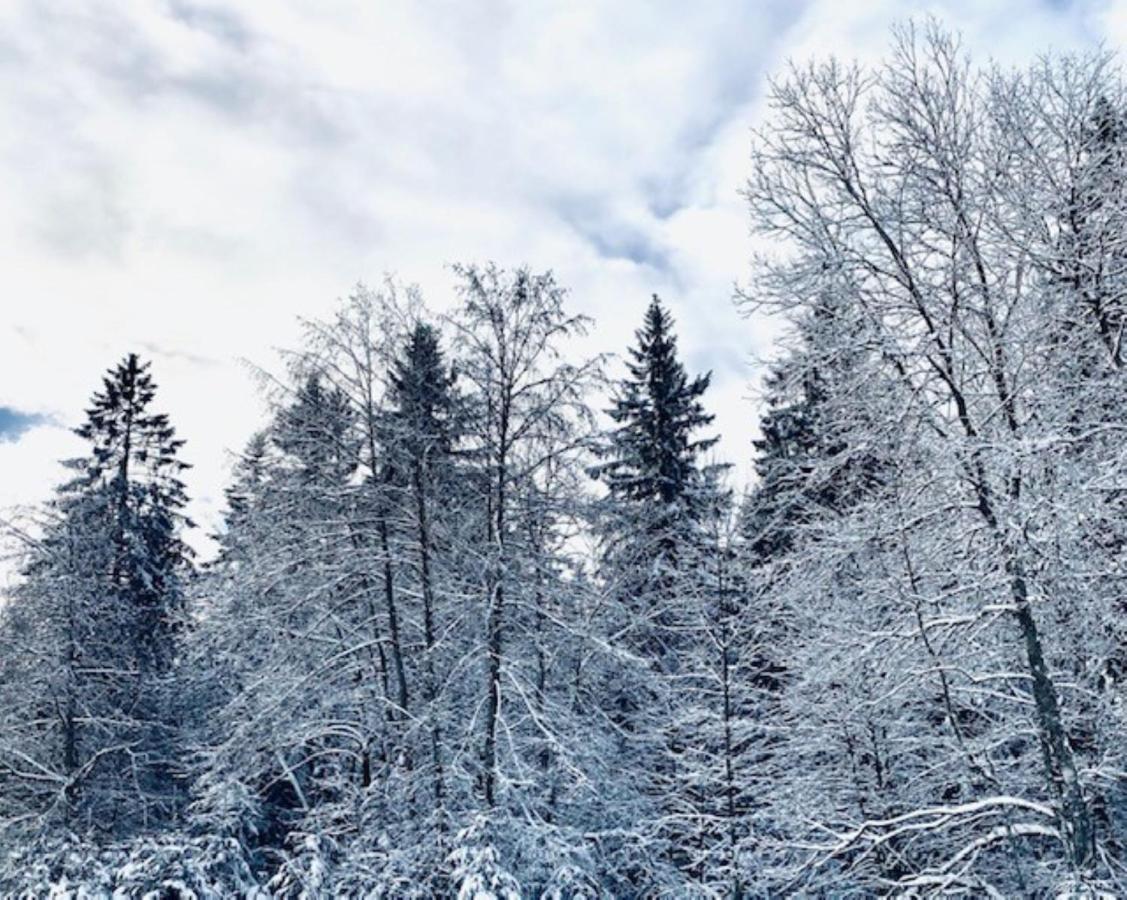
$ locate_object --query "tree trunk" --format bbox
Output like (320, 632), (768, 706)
(379, 513), (409, 720)
(482, 426), (508, 808)
(413, 461), (445, 813)
(1008, 555), (1094, 869)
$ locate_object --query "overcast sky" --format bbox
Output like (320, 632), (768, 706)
(0, 0), (1123, 570)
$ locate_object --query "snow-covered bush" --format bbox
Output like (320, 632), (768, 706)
(538, 864), (602, 900)
(0, 832), (259, 898)
(448, 818), (521, 900)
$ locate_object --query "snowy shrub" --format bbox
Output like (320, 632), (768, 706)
(0, 832), (259, 899)
(263, 832), (337, 899)
(538, 864), (603, 900)
(109, 834), (261, 898)
(448, 818), (521, 900)
(0, 833), (116, 899)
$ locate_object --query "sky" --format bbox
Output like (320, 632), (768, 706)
(0, 0), (1123, 574)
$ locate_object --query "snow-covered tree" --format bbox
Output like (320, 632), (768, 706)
(590, 295), (736, 891)
(597, 295), (721, 579)
(448, 263), (603, 829)
(0, 353), (192, 840)
(743, 23), (1127, 893)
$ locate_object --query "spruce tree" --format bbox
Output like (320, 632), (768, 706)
(386, 321), (459, 815)
(214, 430), (269, 565)
(740, 292), (886, 563)
(596, 295), (722, 658)
(600, 295), (719, 515)
(594, 296), (725, 889)
(1063, 95), (1127, 370)
(387, 322), (459, 468)
(73, 353), (193, 674)
(274, 374), (358, 488)
(0, 353), (192, 837)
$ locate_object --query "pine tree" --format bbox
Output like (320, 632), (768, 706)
(740, 293), (885, 561)
(599, 295), (719, 516)
(593, 296), (727, 891)
(0, 353), (192, 838)
(73, 353), (193, 675)
(386, 320), (460, 816)
(595, 295), (723, 662)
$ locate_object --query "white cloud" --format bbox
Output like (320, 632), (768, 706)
(0, 0), (1118, 566)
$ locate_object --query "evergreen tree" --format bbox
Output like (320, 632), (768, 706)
(386, 320), (460, 816)
(595, 295), (723, 662)
(1059, 95), (1127, 372)
(387, 321), (459, 469)
(740, 292), (885, 562)
(599, 295), (719, 518)
(214, 430), (269, 566)
(593, 296), (727, 891)
(72, 353), (193, 675)
(274, 374), (358, 488)
(0, 353), (192, 838)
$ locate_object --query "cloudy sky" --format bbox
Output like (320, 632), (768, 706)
(0, 0), (1123, 570)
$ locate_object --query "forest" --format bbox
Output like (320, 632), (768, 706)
(3, 23), (1127, 898)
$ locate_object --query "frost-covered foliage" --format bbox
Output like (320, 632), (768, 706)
(0, 354), (192, 845)
(741, 21), (1127, 895)
(447, 819), (521, 900)
(0, 832), (259, 898)
(2, 22), (1127, 899)
(175, 276), (625, 894)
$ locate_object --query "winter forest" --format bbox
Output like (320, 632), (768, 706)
(5, 22), (1127, 898)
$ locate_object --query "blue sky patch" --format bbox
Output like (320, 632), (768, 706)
(0, 407), (47, 443)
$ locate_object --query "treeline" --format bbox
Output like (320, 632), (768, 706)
(2, 24), (1127, 898)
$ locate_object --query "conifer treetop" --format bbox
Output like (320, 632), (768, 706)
(599, 294), (720, 509)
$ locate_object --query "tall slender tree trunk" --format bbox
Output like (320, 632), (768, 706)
(719, 586), (740, 898)
(413, 461), (445, 814)
(981, 320), (1095, 871)
(1008, 554), (1094, 869)
(378, 508), (409, 719)
(482, 415), (508, 808)
(357, 393), (396, 774)
(62, 583), (80, 820)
